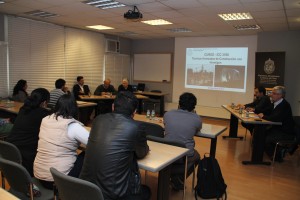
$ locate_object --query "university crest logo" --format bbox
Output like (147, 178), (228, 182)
(264, 58), (275, 74)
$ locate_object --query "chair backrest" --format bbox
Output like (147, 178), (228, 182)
(0, 157), (32, 196)
(50, 167), (104, 200)
(0, 141), (22, 163)
(138, 121), (164, 138)
(137, 83), (145, 91)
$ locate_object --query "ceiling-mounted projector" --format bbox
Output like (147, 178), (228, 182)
(124, 6), (142, 20)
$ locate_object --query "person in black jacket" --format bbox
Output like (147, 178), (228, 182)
(80, 91), (150, 200)
(72, 76), (91, 100)
(257, 86), (295, 162)
(241, 86), (272, 133)
(118, 78), (133, 92)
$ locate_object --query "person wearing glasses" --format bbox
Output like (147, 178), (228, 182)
(257, 86), (295, 162)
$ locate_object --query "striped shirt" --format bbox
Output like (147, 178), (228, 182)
(49, 89), (66, 108)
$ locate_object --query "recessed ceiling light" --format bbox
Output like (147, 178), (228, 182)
(218, 12), (253, 21)
(0, 1), (5, 4)
(86, 25), (114, 30)
(233, 24), (260, 30)
(24, 10), (59, 18)
(83, 0), (125, 10)
(168, 28), (191, 33)
(141, 19), (172, 25)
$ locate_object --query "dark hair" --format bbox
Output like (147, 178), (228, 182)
(256, 86), (266, 95)
(77, 76), (83, 82)
(13, 79), (28, 96)
(22, 88), (50, 113)
(54, 94), (78, 120)
(179, 92), (197, 112)
(113, 91), (138, 116)
(55, 79), (66, 89)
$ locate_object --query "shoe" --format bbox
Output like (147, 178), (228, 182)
(288, 144), (298, 155)
(170, 177), (184, 191)
(275, 149), (286, 163)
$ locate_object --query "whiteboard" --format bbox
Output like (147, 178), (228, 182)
(133, 53), (172, 82)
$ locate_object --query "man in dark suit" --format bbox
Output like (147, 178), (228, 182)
(72, 76), (91, 100)
(257, 86), (295, 162)
(241, 86), (272, 133)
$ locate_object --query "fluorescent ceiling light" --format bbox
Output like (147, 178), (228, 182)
(83, 0), (125, 9)
(24, 10), (59, 18)
(86, 25), (114, 30)
(233, 24), (260, 30)
(141, 19), (172, 25)
(168, 28), (191, 33)
(0, 1), (5, 4)
(218, 12), (253, 21)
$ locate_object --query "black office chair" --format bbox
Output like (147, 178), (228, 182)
(272, 120), (300, 165)
(137, 83), (145, 92)
(137, 121), (164, 138)
(146, 135), (198, 194)
(0, 140), (22, 189)
(143, 90), (162, 114)
(0, 157), (53, 200)
(50, 167), (104, 200)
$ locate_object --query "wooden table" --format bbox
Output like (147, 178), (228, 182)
(134, 91), (168, 117)
(0, 188), (20, 200)
(134, 114), (227, 158)
(0, 101), (96, 125)
(222, 105), (282, 165)
(79, 94), (148, 115)
(139, 141), (189, 200)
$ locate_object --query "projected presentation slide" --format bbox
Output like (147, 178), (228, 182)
(185, 47), (248, 92)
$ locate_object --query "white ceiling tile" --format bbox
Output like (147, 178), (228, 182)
(242, 1), (284, 12)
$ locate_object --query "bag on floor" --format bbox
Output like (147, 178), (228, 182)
(195, 155), (227, 200)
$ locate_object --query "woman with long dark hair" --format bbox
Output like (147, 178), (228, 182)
(12, 79), (28, 102)
(7, 88), (51, 176)
(34, 94), (89, 189)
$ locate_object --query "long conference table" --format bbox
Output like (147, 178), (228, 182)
(134, 114), (227, 158)
(0, 100), (97, 125)
(222, 105), (282, 165)
(79, 94), (148, 115)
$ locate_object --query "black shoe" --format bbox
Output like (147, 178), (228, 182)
(288, 144), (298, 155)
(275, 149), (286, 163)
(170, 177), (184, 191)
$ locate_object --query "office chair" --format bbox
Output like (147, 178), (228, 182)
(137, 121), (164, 138)
(146, 135), (198, 196)
(143, 90), (162, 114)
(50, 167), (104, 200)
(0, 140), (22, 189)
(0, 157), (53, 200)
(272, 123), (300, 165)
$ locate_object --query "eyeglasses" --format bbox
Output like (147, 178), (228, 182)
(272, 92), (281, 95)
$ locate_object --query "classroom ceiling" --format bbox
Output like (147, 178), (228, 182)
(0, 0), (300, 39)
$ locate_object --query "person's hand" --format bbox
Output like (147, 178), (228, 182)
(257, 113), (264, 118)
(246, 107), (254, 112)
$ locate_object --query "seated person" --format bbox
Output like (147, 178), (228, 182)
(80, 91), (150, 200)
(0, 118), (13, 138)
(72, 76), (91, 99)
(257, 86), (295, 162)
(94, 78), (116, 114)
(48, 78), (70, 108)
(12, 79), (28, 102)
(34, 94), (89, 189)
(118, 78), (133, 92)
(240, 86), (272, 134)
(164, 92), (202, 190)
(7, 88), (51, 176)
(94, 78), (116, 95)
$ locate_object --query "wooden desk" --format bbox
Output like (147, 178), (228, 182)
(195, 124), (227, 158)
(79, 94), (148, 115)
(139, 141), (189, 200)
(134, 91), (168, 117)
(0, 188), (20, 200)
(0, 101), (96, 125)
(134, 114), (227, 158)
(222, 105), (281, 165)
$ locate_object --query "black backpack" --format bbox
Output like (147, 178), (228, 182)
(195, 155), (227, 200)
